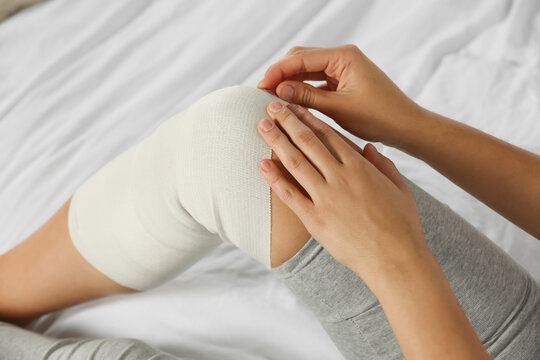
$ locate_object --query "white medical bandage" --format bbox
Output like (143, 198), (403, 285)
(68, 86), (285, 290)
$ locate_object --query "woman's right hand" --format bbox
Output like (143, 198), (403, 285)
(258, 45), (425, 146)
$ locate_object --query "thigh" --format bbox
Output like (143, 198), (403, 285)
(407, 178), (540, 358)
(271, 173), (540, 359)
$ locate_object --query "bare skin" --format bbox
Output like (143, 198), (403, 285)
(0, 122), (362, 324)
(0, 195), (301, 324)
(270, 129), (365, 267)
(0, 199), (135, 324)
(254, 44), (540, 359)
(257, 102), (491, 360)
(256, 43), (540, 358)
(259, 44), (540, 241)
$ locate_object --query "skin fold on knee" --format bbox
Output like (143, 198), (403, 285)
(270, 151), (312, 268)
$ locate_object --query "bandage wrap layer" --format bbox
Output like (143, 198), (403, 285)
(68, 86), (284, 290)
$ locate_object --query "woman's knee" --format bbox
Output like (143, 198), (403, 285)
(179, 86), (311, 268)
(68, 85), (311, 293)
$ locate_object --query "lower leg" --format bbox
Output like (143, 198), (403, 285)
(6, 84), (534, 360)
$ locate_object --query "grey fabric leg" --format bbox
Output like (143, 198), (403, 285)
(0, 321), (178, 360)
(271, 177), (540, 359)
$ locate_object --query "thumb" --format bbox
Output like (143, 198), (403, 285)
(276, 80), (335, 112)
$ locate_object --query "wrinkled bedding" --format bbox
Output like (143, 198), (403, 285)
(0, 0), (538, 358)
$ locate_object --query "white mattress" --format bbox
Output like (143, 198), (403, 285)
(0, 0), (539, 358)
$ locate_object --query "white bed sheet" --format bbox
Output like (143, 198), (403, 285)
(0, 0), (539, 358)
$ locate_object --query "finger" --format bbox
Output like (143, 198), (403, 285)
(285, 76), (339, 94)
(286, 104), (358, 165)
(265, 102), (341, 177)
(257, 116), (326, 197)
(284, 46), (321, 57)
(259, 158), (314, 218)
(275, 80), (338, 113)
(317, 81), (338, 92)
(331, 126), (364, 155)
(258, 47), (345, 89)
(259, 159), (314, 220)
(363, 144), (409, 191)
(283, 72), (339, 90)
(287, 71), (329, 82)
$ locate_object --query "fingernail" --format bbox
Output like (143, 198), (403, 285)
(257, 80), (265, 88)
(259, 118), (274, 132)
(279, 85), (294, 101)
(269, 102), (283, 112)
(260, 159), (271, 172)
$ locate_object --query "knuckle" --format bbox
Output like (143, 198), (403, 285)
(281, 187), (294, 203)
(268, 173), (280, 186)
(334, 172), (350, 187)
(265, 63), (275, 73)
(289, 154), (303, 170)
(385, 156), (396, 166)
(344, 44), (360, 53)
(386, 158), (396, 168)
(287, 103), (303, 116)
(351, 157), (367, 172)
(280, 110), (297, 126)
(314, 125), (335, 141)
(381, 154), (396, 168)
(309, 208), (325, 227)
(267, 129), (281, 146)
(287, 46), (303, 55)
(300, 88), (314, 106)
(298, 129), (316, 146)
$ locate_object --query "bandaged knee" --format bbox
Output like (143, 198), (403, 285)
(68, 86), (285, 290)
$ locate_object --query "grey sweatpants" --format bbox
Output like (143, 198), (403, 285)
(272, 178), (540, 359)
(1, 178), (539, 359)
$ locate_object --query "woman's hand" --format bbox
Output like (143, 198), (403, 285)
(257, 101), (429, 279)
(258, 45), (425, 147)
(259, 44), (540, 243)
(256, 102), (493, 360)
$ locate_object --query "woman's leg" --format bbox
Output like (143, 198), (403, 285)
(0, 198), (135, 324)
(271, 177), (540, 359)
(2, 85), (537, 359)
(0, 321), (177, 359)
(0, 85), (311, 323)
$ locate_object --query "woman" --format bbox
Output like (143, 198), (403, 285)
(0, 45), (538, 359)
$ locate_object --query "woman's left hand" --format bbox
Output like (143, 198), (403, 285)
(257, 102), (431, 281)
(257, 103), (495, 360)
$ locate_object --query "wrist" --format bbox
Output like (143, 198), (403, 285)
(384, 106), (449, 156)
(352, 244), (439, 293)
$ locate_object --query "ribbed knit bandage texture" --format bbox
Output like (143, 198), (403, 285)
(68, 86), (285, 290)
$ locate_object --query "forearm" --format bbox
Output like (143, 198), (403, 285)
(388, 109), (540, 240)
(358, 250), (491, 360)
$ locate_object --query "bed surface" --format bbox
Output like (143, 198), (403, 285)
(1, 0), (539, 358)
